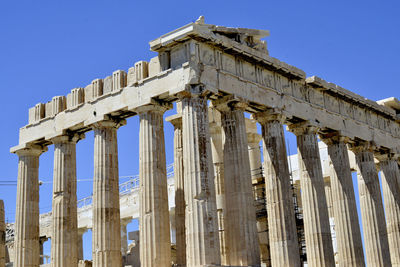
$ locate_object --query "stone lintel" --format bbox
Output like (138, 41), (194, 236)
(165, 113), (182, 127)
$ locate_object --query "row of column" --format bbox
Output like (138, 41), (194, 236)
(12, 91), (400, 267)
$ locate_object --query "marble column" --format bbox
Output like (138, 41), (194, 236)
(120, 219), (130, 257)
(13, 145), (47, 267)
(39, 237), (47, 265)
(92, 120), (124, 267)
(246, 118), (263, 182)
(324, 179), (334, 220)
(245, 117), (271, 266)
(217, 103), (260, 266)
(138, 104), (171, 267)
(349, 142), (390, 266)
(77, 229), (86, 261)
(289, 123), (335, 267)
(50, 134), (81, 267)
(377, 153), (400, 267)
(181, 92), (220, 267)
(166, 112), (186, 267)
(320, 135), (365, 266)
(0, 200), (5, 267)
(256, 112), (300, 267)
(208, 105), (227, 265)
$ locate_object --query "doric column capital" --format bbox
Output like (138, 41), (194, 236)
(14, 144), (47, 157)
(287, 121), (319, 136)
(78, 228), (88, 236)
(165, 113), (182, 128)
(135, 99), (172, 115)
(348, 140), (377, 154)
(50, 132), (85, 144)
(91, 117), (127, 130)
(319, 130), (350, 146)
(254, 109), (286, 124)
(211, 95), (248, 113)
(374, 150), (400, 162)
(120, 218), (132, 227)
(177, 84), (211, 100)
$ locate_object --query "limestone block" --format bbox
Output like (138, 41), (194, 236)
(242, 61), (256, 82)
(171, 44), (189, 69)
(324, 93), (340, 114)
(127, 67), (136, 86)
(112, 70), (127, 91)
(84, 84), (92, 103)
(28, 107), (35, 124)
(67, 88), (85, 109)
(260, 68), (274, 88)
(148, 57), (161, 77)
(91, 78), (103, 99)
(45, 101), (52, 118)
(309, 88), (325, 107)
(103, 75), (113, 95)
(339, 100), (354, 118)
(199, 44), (215, 66)
(353, 105), (367, 123)
(221, 53), (236, 74)
(134, 61), (148, 81)
(292, 80), (308, 101)
(127, 62), (148, 85)
(275, 74), (291, 95)
(51, 96), (66, 116)
(29, 103), (45, 124)
(159, 51), (170, 71)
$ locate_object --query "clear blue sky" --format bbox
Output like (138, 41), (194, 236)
(1, 0), (399, 261)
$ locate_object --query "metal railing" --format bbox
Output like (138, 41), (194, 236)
(75, 163), (175, 209)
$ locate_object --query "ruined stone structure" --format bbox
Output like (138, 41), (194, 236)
(9, 18), (400, 267)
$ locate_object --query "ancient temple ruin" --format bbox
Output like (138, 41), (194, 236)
(5, 18), (400, 267)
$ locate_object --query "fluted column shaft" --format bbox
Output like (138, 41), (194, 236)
(92, 120), (122, 267)
(378, 155), (400, 266)
(138, 105), (171, 267)
(289, 123), (335, 267)
(181, 94), (220, 267)
(245, 117), (271, 266)
(167, 113), (186, 267)
(350, 143), (390, 266)
(51, 135), (80, 267)
(39, 238), (45, 264)
(77, 230), (85, 261)
(14, 146), (46, 267)
(218, 106), (260, 266)
(208, 106), (227, 265)
(120, 219), (130, 257)
(256, 113), (300, 267)
(322, 137), (365, 266)
(0, 200), (5, 267)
